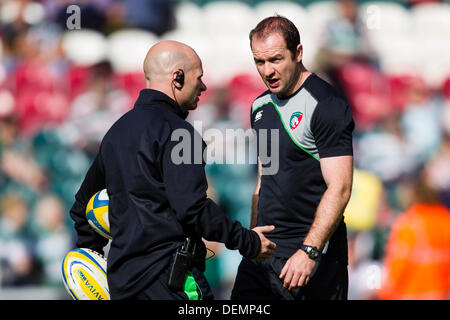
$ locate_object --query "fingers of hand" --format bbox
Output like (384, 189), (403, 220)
(301, 275), (310, 287)
(253, 225), (275, 234)
(283, 268), (294, 289)
(262, 225), (275, 233)
(268, 241), (276, 250)
(288, 272), (301, 291)
(296, 274), (309, 289)
(280, 262), (311, 290)
(261, 240), (276, 254)
(280, 259), (290, 279)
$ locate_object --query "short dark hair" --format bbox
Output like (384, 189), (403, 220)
(249, 15), (301, 57)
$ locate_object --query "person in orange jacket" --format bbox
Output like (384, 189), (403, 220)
(378, 166), (450, 300)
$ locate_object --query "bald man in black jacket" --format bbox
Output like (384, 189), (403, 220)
(69, 40), (276, 300)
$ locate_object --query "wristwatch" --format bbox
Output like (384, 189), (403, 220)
(299, 244), (321, 260)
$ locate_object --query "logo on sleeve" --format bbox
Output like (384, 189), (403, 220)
(255, 110), (263, 122)
(289, 112), (303, 130)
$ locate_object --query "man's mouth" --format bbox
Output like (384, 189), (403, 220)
(267, 78), (279, 88)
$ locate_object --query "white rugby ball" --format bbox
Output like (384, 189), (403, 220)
(61, 248), (110, 300)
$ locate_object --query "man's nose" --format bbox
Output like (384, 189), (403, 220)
(263, 63), (275, 78)
(200, 80), (207, 92)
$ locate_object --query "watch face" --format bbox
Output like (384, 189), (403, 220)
(310, 250), (319, 259)
(302, 245), (320, 260)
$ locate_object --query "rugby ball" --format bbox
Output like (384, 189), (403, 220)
(86, 189), (111, 239)
(61, 248), (110, 300)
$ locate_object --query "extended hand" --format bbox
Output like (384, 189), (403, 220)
(252, 225), (276, 261)
(279, 249), (316, 290)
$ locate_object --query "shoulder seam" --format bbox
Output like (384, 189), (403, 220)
(251, 90), (271, 113)
(254, 89), (271, 101)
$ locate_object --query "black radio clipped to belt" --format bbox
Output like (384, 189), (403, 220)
(168, 238), (196, 291)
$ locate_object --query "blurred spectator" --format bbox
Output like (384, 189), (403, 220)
(1, 146), (47, 193)
(0, 116), (48, 194)
(356, 111), (418, 183)
(347, 230), (381, 300)
(0, 193), (40, 286)
(61, 61), (130, 153)
(427, 132), (450, 209)
(32, 194), (74, 288)
(378, 165), (450, 300)
(314, 0), (385, 132)
(424, 101), (450, 208)
(2, 18), (70, 137)
(0, 115), (19, 149)
(315, 0), (378, 99)
(321, 0), (376, 64)
(400, 78), (442, 165)
(117, 0), (176, 36)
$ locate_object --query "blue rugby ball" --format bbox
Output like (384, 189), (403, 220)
(86, 189), (111, 239)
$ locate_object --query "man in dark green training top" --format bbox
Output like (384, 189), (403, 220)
(231, 16), (354, 300)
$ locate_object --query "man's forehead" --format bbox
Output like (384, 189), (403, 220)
(191, 58), (203, 74)
(251, 33), (288, 56)
(179, 51), (200, 73)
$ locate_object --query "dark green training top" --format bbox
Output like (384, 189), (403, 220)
(251, 73), (354, 262)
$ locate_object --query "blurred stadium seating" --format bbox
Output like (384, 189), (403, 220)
(0, 0), (449, 300)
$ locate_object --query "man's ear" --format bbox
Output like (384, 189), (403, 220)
(172, 71), (183, 89)
(296, 44), (303, 63)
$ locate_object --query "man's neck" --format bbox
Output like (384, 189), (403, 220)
(278, 65), (311, 99)
(147, 83), (175, 101)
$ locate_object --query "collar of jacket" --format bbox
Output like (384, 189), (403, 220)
(134, 89), (189, 120)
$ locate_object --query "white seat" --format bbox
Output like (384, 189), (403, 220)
(206, 34), (256, 86)
(160, 30), (215, 67)
(161, 31), (222, 84)
(0, 0), (20, 24)
(61, 30), (107, 66)
(411, 2), (450, 37)
(106, 29), (158, 73)
(409, 3), (450, 87)
(202, 1), (255, 35)
(375, 31), (450, 88)
(375, 34), (421, 76)
(305, 1), (338, 39)
(299, 33), (319, 69)
(419, 36), (450, 89)
(173, 2), (204, 34)
(254, 1), (310, 34)
(358, 2), (410, 35)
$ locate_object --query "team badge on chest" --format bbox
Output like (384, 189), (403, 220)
(289, 112), (303, 130)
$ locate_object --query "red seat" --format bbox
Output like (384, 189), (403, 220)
(442, 76), (450, 101)
(114, 72), (146, 102)
(14, 61), (57, 93)
(15, 88), (70, 136)
(227, 73), (267, 126)
(336, 62), (393, 130)
(67, 65), (93, 102)
(387, 74), (427, 110)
